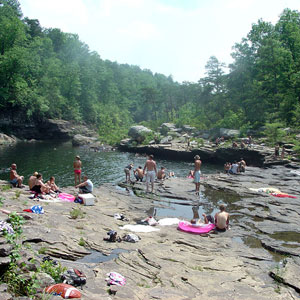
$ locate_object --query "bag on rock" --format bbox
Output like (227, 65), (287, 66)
(61, 268), (87, 287)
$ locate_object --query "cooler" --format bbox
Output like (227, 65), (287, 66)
(78, 193), (95, 206)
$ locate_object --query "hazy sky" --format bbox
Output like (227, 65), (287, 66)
(19, 0), (300, 83)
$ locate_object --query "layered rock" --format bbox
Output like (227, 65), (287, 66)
(0, 161), (299, 299)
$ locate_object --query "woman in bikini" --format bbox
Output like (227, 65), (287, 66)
(73, 155), (82, 186)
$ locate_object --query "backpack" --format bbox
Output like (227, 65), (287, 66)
(61, 268), (87, 287)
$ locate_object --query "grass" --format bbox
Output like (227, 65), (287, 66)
(38, 247), (48, 255)
(14, 190), (21, 199)
(70, 207), (86, 219)
(1, 185), (11, 192)
(78, 237), (86, 247)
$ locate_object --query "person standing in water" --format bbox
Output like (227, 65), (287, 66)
(73, 155), (82, 186)
(143, 154), (157, 193)
(193, 155), (202, 195)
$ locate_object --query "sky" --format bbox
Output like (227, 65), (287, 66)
(19, 0), (300, 83)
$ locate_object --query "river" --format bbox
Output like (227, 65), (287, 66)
(0, 141), (222, 187)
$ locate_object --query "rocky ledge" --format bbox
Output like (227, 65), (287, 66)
(119, 141), (297, 167)
(0, 163), (299, 299)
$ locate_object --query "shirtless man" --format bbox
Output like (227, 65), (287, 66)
(143, 154), (157, 193)
(193, 155), (202, 195)
(157, 167), (166, 180)
(214, 204), (229, 231)
(10, 164), (24, 188)
(134, 166), (144, 182)
(73, 155), (82, 186)
(28, 172), (38, 190)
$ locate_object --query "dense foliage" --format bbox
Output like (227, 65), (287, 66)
(1, 1), (300, 143)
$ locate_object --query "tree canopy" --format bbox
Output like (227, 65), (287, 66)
(1, 1), (300, 143)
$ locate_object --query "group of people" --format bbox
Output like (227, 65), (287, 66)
(274, 144), (285, 159)
(8, 155), (94, 196)
(124, 155), (175, 193)
(191, 204), (230, 231)
(224, 158), (246, 174)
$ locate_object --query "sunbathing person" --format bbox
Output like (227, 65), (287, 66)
(31, 174), (50, 194)
(10, 163), (24, 188)
(28, 172), (38, 190)
(47, 176), (60, 193)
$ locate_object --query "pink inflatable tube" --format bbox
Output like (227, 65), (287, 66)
(58, 193), (75, 202)
(178, 221), (215, 234)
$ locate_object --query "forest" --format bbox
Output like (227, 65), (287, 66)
(1, 0), (300, 144)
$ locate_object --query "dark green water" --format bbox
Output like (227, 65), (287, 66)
(0, 141), (222, 187)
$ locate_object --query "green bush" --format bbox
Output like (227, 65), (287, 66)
(264, 123), (286, 145)
(70, 208), (86, 219)
(39, 260), (66, 283)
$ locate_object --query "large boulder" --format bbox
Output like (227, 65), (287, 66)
(0, 133), (16, 145)
(182, 125), (196, 133)
(160, 123), (176, 135)
(220, 128), (240, 138)
(128, 126), (152, 143)
(72, 134), (99, 146)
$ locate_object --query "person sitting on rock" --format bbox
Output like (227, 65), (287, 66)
(232, 141), (238, 148)
(157, 167), (166, 180)
(214, 204), (229, 231)
(229, 161), (239, 174)
(31, 174), (51, 194)
(134, 166), (144, 182)
(28, 171), (38, 190)
(76, 175), (93, 194)
(240, 141), (245, 149)
(224, 162), (231, 174)
(47, 176), (60, 193)
(239, 158), (246, 173)
(10, 163), (24, 188)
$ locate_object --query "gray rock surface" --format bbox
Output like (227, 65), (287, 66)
(0, 133), (16, 145)
(220, 128), (240, 137)
(0, 162), (299, 299)
(128, 126), (152, 143)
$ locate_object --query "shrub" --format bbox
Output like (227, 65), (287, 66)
(70, 208), (86, 219)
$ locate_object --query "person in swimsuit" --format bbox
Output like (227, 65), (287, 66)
(143, 154), (157, 193)
(157, 167), (166, 180)
(193, 155), (202, 195)
(9, 163), (24, 188)
(214, 204), (230, 231)
(28, 171), (38, 190)
(47, 176), (60, 193)
(134, 166), (144, 182)
(73, 155), (82, 186)
(31, 174), (50, 194)
(124, 163), (134, 183)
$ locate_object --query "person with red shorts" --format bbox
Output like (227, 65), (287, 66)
(73, 155), (82, 186)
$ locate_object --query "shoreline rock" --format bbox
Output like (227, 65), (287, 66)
(0, 162), (299, 299)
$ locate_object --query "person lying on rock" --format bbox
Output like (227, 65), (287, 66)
(10, 163), (24, 188)
(76, 175), (93, 194)
(214, 204), (229, 231)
